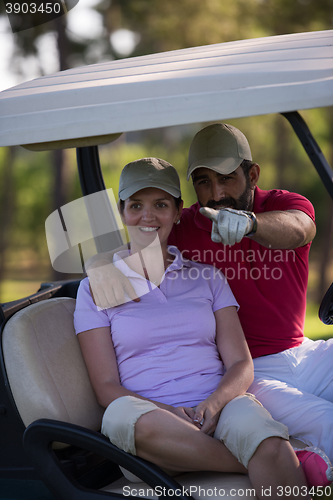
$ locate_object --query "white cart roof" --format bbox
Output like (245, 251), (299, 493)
(0, 29), (332, 149)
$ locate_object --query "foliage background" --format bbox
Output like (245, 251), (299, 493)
(0, 0), (332, 339)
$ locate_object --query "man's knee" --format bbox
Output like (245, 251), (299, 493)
(252, 436), (287, 463)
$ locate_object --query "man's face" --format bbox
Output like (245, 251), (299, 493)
(192, 166), (255, 211)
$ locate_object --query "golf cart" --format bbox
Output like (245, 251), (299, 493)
(0, 29), (332, 500)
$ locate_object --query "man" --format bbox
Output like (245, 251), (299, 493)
(87, 123), (333, 474)
(169, 123), (316, 359)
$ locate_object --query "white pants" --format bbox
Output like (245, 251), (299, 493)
(249, 337), (333, 462)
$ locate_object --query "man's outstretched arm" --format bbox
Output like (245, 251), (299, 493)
(200, 207), (316, 250)
(249, 210), (316, 249)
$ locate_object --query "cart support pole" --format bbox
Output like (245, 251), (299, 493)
(76, 146), (124, 254)
(282, 111), (333, 200)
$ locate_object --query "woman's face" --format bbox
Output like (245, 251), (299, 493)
(121, 187), (182, 249)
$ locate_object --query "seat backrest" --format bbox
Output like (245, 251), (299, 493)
(2, 297), (104, 430)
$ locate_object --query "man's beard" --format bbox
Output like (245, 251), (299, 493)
(203, 179), (252, 211)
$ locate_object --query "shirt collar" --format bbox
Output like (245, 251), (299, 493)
(113, 245), (190, 279)
(113, 249), (141, 279)
(166, 246), (191, 273)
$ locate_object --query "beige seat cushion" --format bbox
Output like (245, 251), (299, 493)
(104, 471), (259, 500)
(105, 438), (305, 500)
(2, 297), (104, 430)
(105, 437), (306, 500)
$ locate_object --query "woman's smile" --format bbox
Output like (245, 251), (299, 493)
(139, 226), (160, 232)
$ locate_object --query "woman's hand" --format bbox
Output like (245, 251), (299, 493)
(169, 406), (196, 425)
(193, 398), (222, 436)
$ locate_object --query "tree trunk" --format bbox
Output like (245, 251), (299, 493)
(0, 147), (16, 301)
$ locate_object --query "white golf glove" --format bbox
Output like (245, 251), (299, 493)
(200, 207), (255, 246)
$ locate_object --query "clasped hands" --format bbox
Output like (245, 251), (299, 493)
(170, 400), (221, 436)
(199, 207), (255, 246)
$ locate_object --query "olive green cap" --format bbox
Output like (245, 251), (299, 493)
(187, 123), (252, 180)
(119, 157), (181, 200)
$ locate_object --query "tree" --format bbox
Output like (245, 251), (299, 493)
(1, 0), (332, 301)
(104, 0), (333, 53)
(0, 6), (115, 288)
(0, 148), (16, 299)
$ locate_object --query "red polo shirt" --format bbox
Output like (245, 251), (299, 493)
(168, 187), (315, 358)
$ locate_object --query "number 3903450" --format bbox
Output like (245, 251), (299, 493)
(5, 2), (62, 14)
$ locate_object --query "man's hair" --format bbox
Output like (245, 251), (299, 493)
(240, 160), (254, 179)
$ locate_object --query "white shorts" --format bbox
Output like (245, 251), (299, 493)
(101, 393), (288, 469)
(249, 337), (333, 462)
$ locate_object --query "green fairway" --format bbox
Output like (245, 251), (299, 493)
(1, 279), (332, 341)
(304, 302), (333, 341)
(0, 280), (43, 304)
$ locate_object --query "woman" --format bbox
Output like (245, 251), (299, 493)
(74, 157), (310, 499)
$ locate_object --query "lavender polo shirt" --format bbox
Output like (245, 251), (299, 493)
(74, 246), (239, 407)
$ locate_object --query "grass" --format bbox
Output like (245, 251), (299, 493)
(304, 302), (333, 340)
(0, 279), (43, 304)
(1, 279), (332, 341)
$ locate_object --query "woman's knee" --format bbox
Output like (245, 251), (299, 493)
(102, 396), (137, 436)
(101, 396), (159, 455)
(214, 394), (289, 468)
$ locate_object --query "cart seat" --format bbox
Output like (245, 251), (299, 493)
(2, 298), (103, 433)
(2, 297), (261, 499)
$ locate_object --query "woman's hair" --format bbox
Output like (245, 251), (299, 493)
(118, 196), (182, 214)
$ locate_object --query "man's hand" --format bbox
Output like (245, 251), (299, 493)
(200, 207), (253, 246)
(87, 261), (140, 309)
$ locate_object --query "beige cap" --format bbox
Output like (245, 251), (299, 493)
(119, 157), (181, 200)
(187, 123), (252, 180)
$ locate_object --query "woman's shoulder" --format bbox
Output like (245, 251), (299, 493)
(76, 276), (93, 304)
(77, 276), (90, 293)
